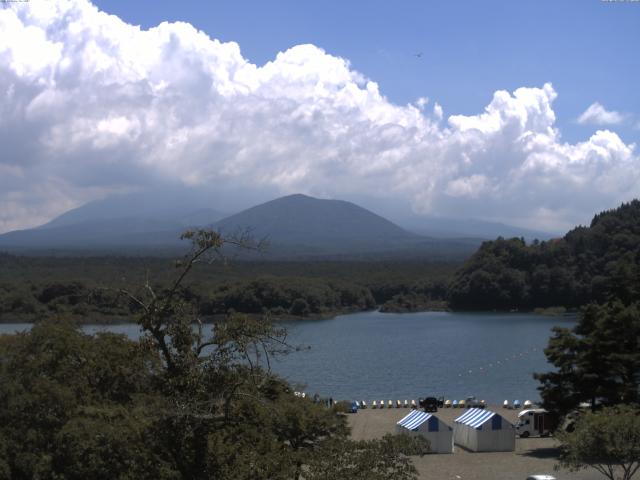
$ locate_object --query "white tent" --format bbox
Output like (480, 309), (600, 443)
(453, 408), (515, 452)
(396, 410), (454, 453)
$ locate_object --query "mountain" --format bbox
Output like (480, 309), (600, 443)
(0, 192), (480, 259)
(214, 194), (417, 248)
(212, 194), (480, 258)
(38, 190), (225, 230)
(0, 190), (226, 253)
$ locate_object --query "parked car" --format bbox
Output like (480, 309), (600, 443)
(526, 475), (556, 480)
(419, 396), (439, 412)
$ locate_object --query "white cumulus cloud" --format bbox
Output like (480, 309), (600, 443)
(0, 0), (638, 234)
(577, 102), (625, 126)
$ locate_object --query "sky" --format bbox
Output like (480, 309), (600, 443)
(1, 0), (639, 234)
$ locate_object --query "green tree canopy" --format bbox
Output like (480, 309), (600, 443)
(0, 230), (428, 479)
(448, 200), (640, 311)
(535, 301), (640, 416)
(557, 405), (640, 480)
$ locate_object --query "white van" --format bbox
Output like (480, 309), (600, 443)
(516, 409), (554, 438)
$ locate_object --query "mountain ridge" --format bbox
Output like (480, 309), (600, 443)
(0, 192), (547, 258)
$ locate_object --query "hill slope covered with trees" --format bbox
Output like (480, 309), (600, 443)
(448, 200), (640, 310)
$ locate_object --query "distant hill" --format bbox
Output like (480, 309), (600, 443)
(0, 190), (225, 253)
(213, 194), (481, 259)
(38, 190), (225, 230)
(0, 192), (481, 259)
(215, 194), (418, 250)
(448, 199), (640, 310)
(399, 215), (555, 241)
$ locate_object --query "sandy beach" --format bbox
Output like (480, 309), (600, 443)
(347, 405), (602, 480)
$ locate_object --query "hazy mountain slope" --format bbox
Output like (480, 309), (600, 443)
(40, 191), (225, 230)
(0, 190), (226, 251)
(0, 219), (185, 248)
(397, 215), (556, 241)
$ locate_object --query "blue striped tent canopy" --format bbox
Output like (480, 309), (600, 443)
(397, 410), (432, 430)
(454, 408), (497, 429)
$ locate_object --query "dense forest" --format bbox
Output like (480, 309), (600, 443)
(448, 200), (640, 310)
(0, 255), (455, 323)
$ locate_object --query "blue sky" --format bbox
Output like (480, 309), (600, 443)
(94, 0), (640, 144)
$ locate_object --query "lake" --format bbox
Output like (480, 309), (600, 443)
(0, 311), (575, 404)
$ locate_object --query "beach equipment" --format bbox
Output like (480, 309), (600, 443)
(479, 400), (486, 409)
(396, 410), (454, 453)
(458, 399), (466, 409)
(523, 400), (533, 407)
(404, 400), (409, 408)
(380, 400), (385, 409)
(372, 400), (377, 409)
(396, 400), (401, 408)
(388, 400), (393, 409)
(503, 399), (510, 409)
(444, 399), (452, 408)
(465, 396), (481, 408)
(514, 399), (522, 409)
(453, 408), (516, 452)
(452, 400), (459, 408)
(361, 400), (367, 409)
(411, 399), (417, 409)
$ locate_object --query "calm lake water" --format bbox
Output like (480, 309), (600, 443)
(0, 311), (575, 403)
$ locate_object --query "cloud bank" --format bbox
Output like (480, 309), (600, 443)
(0, 0), (638, 233)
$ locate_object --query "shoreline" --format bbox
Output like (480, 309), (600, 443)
(0, 304), (578, 325)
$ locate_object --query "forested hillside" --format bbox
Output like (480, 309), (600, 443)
(0, 255), (455, 323)
(448, 200), (640, 310)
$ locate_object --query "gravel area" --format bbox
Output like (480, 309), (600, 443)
(347, 405), (603, 480)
